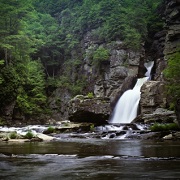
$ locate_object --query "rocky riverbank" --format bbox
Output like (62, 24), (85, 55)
(0, 120), (180, 142)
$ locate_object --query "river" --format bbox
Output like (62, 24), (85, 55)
(0, 138), (180, 179)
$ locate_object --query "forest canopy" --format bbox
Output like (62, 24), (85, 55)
(0, 0), (163, 118)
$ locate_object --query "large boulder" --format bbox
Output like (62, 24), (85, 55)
(140, 81), (167, 114)
(68, 95), (110, 124)
(133, 108), (176, 124)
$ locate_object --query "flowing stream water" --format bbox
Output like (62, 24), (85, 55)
(0, 139), (180, 179)
(144, 61), (154, 80)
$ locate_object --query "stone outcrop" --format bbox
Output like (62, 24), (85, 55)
(68, 95), (110, 124)
(151, 30), (167, 81)
(48, 88), (71, 120)
(164, 0), (180, 55)
(140, 81), (166, 114)
(82, 33), (144, 100)
(133, 108), (176, 124)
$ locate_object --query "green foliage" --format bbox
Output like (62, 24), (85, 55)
(0, 60), (4, 65)
(87, 92), (94, 99)
(93, 47), (110, 64)
(34, 0), (163, 97)
(16, 60), (47, 115)
(0, 65), (20, 106)
(0, 0), (164, 120)
(46, 74), (87, 96)
(24, 130), (34, 139)
(169, 103), (175, 111)
(9, 132), (18, 139)
(33, 0), (163, 51)
(45, 126), (55, 134)
(150, 123), (180, 132)
(164, 50), (180, 104)
(0, 0), (33, 65)
(69, 78), (87, 96)
(90, 124), (95, 132)
(0, 118), (5, 126)
(0, 0), (48, 118)
(123, 28), (142, 50)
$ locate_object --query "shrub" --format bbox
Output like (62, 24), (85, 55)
(90, 124), (95, 132)
(0, 118), (5, 126)
(9, 132), (17, 139)
(150, 123), (180, 132)
(92, 47), (110, 67)
(24, 131), (34, 139)
(87, 92), (94, 98)
(47, 126), (55, 134)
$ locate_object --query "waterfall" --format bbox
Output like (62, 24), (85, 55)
(109, 61), (154, 124)
(144, 61), (154, 80)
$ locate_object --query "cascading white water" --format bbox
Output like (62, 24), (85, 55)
(109, 77), (149, 124)
(109, 61), (154, 124)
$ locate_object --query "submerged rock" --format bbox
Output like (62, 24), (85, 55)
(36, 133), (55, 141)
(163, 132), (180, 140)
(163, 133), (173, 140)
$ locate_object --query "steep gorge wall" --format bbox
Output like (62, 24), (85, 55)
(81, 32), (144, 100)
(45, 0), (180, 123)
(49, 33), (144, 121)
(140, 0), (180, 119)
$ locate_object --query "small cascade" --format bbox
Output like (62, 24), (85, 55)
(144, 61), (154, 80)
(97, 123), (149, 140)
(109, 61), (154, 124)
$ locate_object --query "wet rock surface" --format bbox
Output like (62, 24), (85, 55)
(0, 122), (180, 142)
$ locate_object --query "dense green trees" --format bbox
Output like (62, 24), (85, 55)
(33, 0), (163, 50)
(164, 51), (180, 108)
(0, 0), (47, 117)
(0, 0), (164, 120)
(16, 60), (46, 115)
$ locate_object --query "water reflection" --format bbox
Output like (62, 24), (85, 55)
(0, 139), (180, 179)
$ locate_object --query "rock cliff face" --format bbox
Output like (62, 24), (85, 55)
(139, 0), (180, 123)
(164, 0), (180, 124)
(51, 0), (179, 124)
(164, 0), (180, 56)
(82, 34), (144, 99)
(140, 81), (166, 114)
(50, 33), (146, 123)
(48, 88), (71, 121)
(66, 34), (146, 123)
